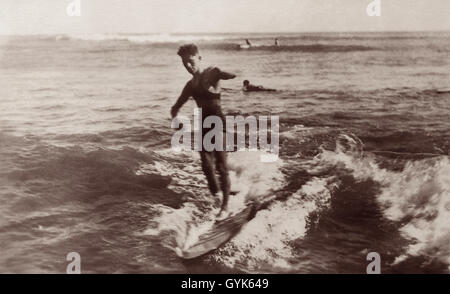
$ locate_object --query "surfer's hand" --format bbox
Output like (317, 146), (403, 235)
(170, 107), (178, 119)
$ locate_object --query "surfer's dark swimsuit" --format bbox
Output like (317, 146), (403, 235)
(191, 82), (226, 131)
(171, 64), (235, 212)
(190, 80), (230, 204)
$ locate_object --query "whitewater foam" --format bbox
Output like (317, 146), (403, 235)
(142, 149), (286, 255)
(213, 176), (337, 272)
(316, 143), (450, 270)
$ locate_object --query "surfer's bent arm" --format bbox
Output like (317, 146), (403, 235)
(171, 82), (192, 118)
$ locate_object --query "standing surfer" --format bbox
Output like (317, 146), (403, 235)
(170, 44), (236, 218)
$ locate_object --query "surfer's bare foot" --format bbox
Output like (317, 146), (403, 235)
(216, 208), (230, 220)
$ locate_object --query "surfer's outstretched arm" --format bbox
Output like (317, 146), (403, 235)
(171, 81), (192, 118)
(212, 67), (236, 80)
(219, 71), (236, 80)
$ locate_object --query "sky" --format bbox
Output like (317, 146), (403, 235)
(0, 0), (449, 35)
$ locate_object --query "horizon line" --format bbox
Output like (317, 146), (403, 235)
(1, 29), (450, 37)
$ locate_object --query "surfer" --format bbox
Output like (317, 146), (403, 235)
(275, 38), (280, 46)
(171, 44), (236, 218)
(243, 80), (276, 92)
(245, 39), (252, 47)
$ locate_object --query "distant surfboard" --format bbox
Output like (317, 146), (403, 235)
(239, 44), (251, 50)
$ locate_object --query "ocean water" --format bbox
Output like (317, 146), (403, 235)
(0, 32), (449, 273)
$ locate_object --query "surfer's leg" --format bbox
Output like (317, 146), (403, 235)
(199, 151), (220, 195)
(215, 150), (230, 212)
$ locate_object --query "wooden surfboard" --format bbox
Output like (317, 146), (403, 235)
(175, 203), (257, 259)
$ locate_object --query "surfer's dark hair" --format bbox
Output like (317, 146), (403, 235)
(177, 44), (199, 57)
(243, 80), (250, 85)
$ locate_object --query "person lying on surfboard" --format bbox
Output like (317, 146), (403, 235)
(242, 80), (276, 92)
(171, 44), (236, 219)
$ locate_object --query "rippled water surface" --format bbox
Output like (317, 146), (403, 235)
(0, 32), (449, 273)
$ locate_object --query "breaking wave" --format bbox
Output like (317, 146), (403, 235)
(316, 146), (450, 270)
(143, 134), (450, 272)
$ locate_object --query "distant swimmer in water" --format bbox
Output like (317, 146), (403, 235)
(242, 80), (276, 92)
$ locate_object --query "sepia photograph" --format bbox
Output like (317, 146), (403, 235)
(0, 0), (449, 278)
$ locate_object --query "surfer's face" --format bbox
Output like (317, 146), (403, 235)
(181, 54), (201, 75)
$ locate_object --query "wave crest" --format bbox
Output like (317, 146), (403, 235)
(66, 33), (228, 44)
(317, 144), (450, 270)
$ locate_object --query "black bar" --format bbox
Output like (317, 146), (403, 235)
(1, 274), (449, 292)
